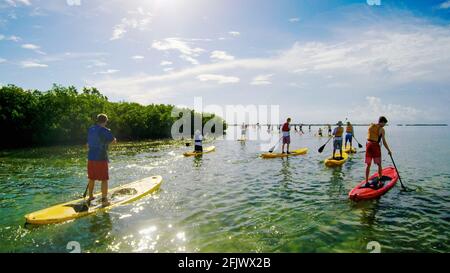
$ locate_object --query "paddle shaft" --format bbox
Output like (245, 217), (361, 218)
(83, 183), (89, 198)
(269, 136), (283, 153)
(352, 135), (364, 148)
(389, 153), (407, 190)
(318, 137), (333, 153)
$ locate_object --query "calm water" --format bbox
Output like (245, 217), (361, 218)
(0, 126), (449, 253)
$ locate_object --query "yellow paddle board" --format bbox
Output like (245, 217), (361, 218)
(324, 152), (348, 167)
(25, 176), (162, 225)
(261, 148), (308, 159)
(183, 146), (216, 156)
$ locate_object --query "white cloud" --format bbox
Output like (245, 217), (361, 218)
(439, 1), (450, 9)
(151, 37), (204, 56)
(21, 61), (48, 68)
(21, 43), (39, 50)
(7, 35), (20, 42)
(348, 96), (426, 123)
(228, 31), (240, 37)
(86, 60), (107, 68)
(210, 50), (235, 61)
(289, 17), (300, 22)
(110, 9), (152, 40)
(5, 0), (31, 7)
(196, 74), (240, 84)
(132, 55), (145, 60)
(179, 54), (199, 65)
(163, 67), (174, 72)
(66, 0), (81, 6)
(94, 69), (119, 75)
(250, 74), (273, 85)
(0, 58), (6, 63)
(160, 60), (172, 66)
(21, 43), (45, 54)
(0, 35), (20, 42)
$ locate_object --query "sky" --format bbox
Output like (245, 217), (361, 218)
(1, 0), (450, 124)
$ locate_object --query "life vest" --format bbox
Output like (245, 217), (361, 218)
(282, 122), (290, 132)
(346, 125), (353, 133)
(335, 127), (344, 137)
(367, 123), (381, 142)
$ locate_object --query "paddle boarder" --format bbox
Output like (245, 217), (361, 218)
(364, 116), (393, 188)
(87, 114), (117, 206)
(194, 129), (203, 153)
(332, 121), (344, 160)
(281, 118), (292, 154)
(345, 121), (354, 150)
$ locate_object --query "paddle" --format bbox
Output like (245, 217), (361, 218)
(352, 135), (364, 149)
(318, 137), (333, 153)
(83, 184), (89, 198)
(388, 153), (409, 191)
(269, 136), (283, 153)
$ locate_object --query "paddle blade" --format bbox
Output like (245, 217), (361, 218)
(358, 143), (363, 148)
(318, 144), (326, 153)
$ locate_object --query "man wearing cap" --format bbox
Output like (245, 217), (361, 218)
(332, 121), (344, 160)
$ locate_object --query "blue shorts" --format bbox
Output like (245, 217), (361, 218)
(345, 133), (353, 142)
(333, 139), (343, 150)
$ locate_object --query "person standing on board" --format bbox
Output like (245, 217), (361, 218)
(318, 127), (323, 137)
(309, 125), (311, 132)
(87, 114), (117, 206)
(345, 121), (354, 149)
(332, 121), (344, 160)
(194, 129), (203, 153)
(281, 118), (292, 154)
(240, 123), (246, 140)
(327, 124), (332, 137)
(365, 116), (393, 187)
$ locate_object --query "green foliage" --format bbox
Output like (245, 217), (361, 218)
(0, 85), (226, 148)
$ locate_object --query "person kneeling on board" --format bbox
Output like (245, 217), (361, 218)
(332, 121), (344, 160)
(364, 116), (393, 189)
(281, 118), (292, 154)
(87, 114), (117, 207)
(194, 129), (203, 153)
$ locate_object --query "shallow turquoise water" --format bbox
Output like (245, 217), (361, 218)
(0, 126), (449, 253)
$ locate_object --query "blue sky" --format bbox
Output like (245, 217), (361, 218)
(1, 0), (450, 123)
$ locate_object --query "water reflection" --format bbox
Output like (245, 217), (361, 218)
(192, 155), (203, 168)
(351, 200), (380, 227)
(326, 168), (345, 198)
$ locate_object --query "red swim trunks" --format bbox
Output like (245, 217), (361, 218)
(365, 142), (381, 165)
(87, 160), (109, 180)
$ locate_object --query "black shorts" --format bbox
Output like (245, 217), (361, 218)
(195, 145), (203, 152)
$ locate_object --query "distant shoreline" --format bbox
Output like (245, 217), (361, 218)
(229, 124), (449, 127)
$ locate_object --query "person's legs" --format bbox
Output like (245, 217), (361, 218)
(286, 136), (290, 153)
(365, 162), (371, 184)
(88, 179), (95, 200)
(281, 143), (285, 153)
(332, 139), (337, 159)
(101, 180), (110, 206)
